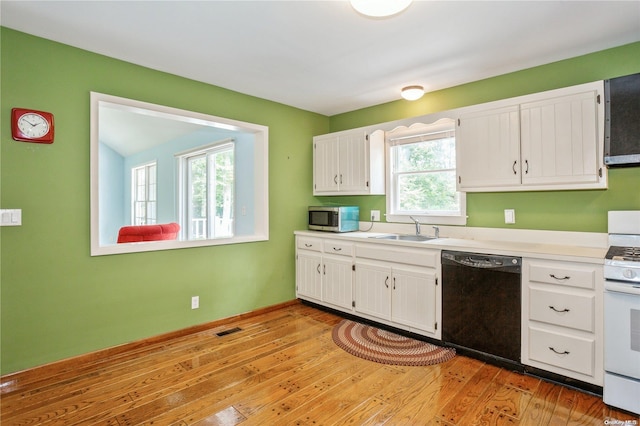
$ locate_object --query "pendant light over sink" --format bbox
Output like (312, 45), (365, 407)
(350, 0), (412, 18)
(401, 85), (425, 101)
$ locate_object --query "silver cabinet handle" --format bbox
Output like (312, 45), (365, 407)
(393, 277), (396, 290)
(385, 276), (389, 288)
(304, 243), (313, 248)
(334, 175), (338, 184)
(549, 347), (570, 355)
(512, 161), (517, 175)
(549, 306), (570, 313)
(550, 274), (570, 280)
(317, 264), (321, 274)
(332, 247), (342, 251)
(525, 159), (529, 174)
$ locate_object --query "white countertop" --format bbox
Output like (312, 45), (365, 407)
(295, 226), (607, 264)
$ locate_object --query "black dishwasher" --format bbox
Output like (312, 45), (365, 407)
(441, 250), (522, 364)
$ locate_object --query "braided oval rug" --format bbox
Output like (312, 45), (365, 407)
(332, 319), (455, 366)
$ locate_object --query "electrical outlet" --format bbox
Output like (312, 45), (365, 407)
(191, 296), (199, 309)
(371, 210), (380, 222)
(504, 209), (516, 224)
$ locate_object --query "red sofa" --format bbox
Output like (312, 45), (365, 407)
(117, 222), (180, 243)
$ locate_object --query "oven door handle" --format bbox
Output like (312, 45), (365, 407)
(605, 280), (640, 296)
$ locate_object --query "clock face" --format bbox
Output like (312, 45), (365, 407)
(17, 113), (50, 138)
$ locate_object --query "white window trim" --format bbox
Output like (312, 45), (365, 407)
(385, 118), (467, 226)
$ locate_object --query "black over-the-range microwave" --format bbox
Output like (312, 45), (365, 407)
(604, 72), (640, 167)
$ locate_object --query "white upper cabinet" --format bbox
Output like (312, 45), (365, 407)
(313, 129), (385, 195)
(520, 89), (600, 187)
(457, 81), (606, 192)
(457, 104), (521, 190)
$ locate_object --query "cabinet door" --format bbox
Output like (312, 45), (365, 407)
(339, 131), (369, 192)
(322, 255), (353, 310)
(457, 105), (521, 191)
(391, 265), (437, 333)
(313, 134), (339, 193)
(520, 90), (600, 186)
(354, 260), (391, 320)
(296, 251), (322, 301)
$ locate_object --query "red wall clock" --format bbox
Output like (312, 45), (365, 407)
(11, 108), (55, 144)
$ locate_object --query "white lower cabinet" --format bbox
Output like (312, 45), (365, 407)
(390, 264), (438, 334)
(296, 237), (354, 311)
(322, 254), (353, 310)
(353, 259), (391, 319)
(295, 235), (441, 339)
(522, 258), (603, 385)
(353, 243), (440, 338)
(353, 260), (438, 335)
(295, 237), (323, 302)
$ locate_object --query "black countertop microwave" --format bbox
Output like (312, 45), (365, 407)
(604, 73), (640, 167)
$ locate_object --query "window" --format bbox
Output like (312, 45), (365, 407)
(91, 92), (269, 256)
(386, 119), (466, 225)
(131, 162), (157, 225)
(179, 140), (235, 240)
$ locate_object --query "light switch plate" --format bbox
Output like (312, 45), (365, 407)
(504, 209), (515, 224)
(0, 209), (22, 226)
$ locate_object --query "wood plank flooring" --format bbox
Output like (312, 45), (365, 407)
(2, 302), (638, 425)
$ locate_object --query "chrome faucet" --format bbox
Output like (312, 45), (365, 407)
(433, 225), (440, 239)
(409, 216), (421, 235)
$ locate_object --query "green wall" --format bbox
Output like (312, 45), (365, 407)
(1, 27), (639, 375)
(326, 42), (640, 232)
(0, 28), (327, 375)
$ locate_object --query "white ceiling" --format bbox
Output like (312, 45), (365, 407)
(2, 1), (639, 116)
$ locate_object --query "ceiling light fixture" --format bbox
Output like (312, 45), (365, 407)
(350, 0), (412, 18)
(401, 85), (425, 101)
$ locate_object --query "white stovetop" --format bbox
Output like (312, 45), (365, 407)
(295, 223), (607, 264)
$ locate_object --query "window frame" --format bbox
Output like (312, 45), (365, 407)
(131, 161), (157, 225)
(385, 118), (467, 226)
(176, 139), (236, 241)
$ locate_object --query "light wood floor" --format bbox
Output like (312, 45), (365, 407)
(2, 302), (638, 425)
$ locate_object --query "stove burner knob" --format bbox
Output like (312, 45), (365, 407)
(623, 269), (636, 279)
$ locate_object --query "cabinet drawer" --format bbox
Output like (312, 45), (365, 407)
(528, 262), (597, 289)
(528, 327), (594, 376)
(529, 288), (594, 332)
(323, 240), (354, 256)
(297, 237), (322, 252)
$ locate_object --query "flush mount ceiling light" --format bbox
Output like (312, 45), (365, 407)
(350, 0), (413, 18)
(401, 85), (425, 101)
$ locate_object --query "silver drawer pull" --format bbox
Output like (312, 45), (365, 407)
(549, 306), (570, 313)
(305, 243), (313, 248)
(550, 274), (570, 280)
(548, 347), (570, 355)
(332, 247), (342, 251)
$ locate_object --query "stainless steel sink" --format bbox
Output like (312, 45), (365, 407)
(371, 234), (437, 242)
